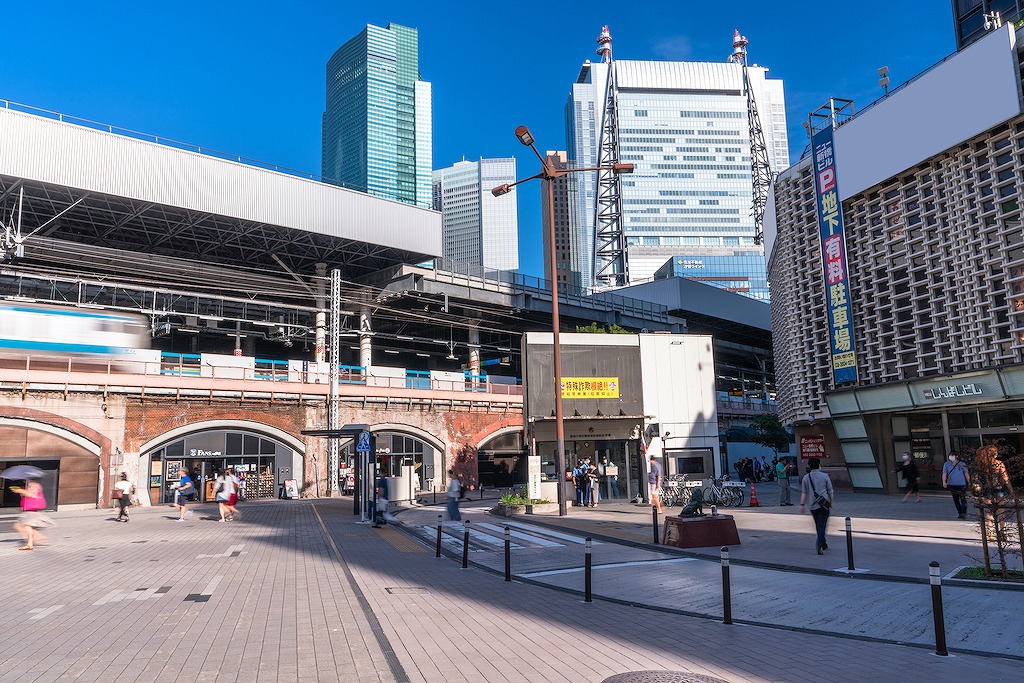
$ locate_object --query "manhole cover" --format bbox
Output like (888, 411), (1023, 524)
(602, 672), (730, 683)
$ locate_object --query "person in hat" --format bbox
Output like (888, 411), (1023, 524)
(896, 453), (921, 503)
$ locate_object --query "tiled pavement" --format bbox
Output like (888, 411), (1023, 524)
(1, 498), (1021, 683)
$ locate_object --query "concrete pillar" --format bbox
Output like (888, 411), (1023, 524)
(359, 306), (372, 372)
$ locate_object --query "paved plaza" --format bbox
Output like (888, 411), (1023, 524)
(1, 491), (1021, 683)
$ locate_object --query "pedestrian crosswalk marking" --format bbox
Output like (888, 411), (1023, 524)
(499, 519), (603, 545)
(521, 557), (696, 578)
(476, 522), (560, 547)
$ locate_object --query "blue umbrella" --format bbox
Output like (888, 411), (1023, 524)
(0, 465), (46, 480)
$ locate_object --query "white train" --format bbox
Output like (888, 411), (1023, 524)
(0, 300), (150, 357)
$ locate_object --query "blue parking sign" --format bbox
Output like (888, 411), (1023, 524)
(356, 431), (371, 452)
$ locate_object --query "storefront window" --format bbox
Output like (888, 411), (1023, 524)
(947, 410), (980, 430)
(981, 408), (1024, 428)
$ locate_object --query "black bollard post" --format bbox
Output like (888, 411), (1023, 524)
(435, 514), (442, 558)
(462, 520), (470, 569)
(929, 561), (948, 656)
(433, 487), (436, 505)
(480, 486), (484, 501)
(652, 505), (660, 545)
(504, 526), (511, 582)
(584, 537), (593, 602)
(721, 546), (732, 625)
(845, 517), (855, 571)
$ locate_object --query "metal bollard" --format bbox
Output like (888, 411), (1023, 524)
(652, 505), (660, 544)
(480, 486), (484, 501)
(584, 537), (593, 603)
(433, 487), (437, 505)
(845, 517), (855, 571)
(462, 520), (470, 569)
(721, 546), (732, 625)
(504, 526), (511, 582)
(435, 514), (442, 558)
(710, 504), (718, 517)
(929, 561), (948, 656)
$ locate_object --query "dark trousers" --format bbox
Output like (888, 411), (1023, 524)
(447, 496), (461, 521)
(811, 506), (830, 551)
(576, 485), (589, 506)
(949, 485), (968, 515)
(117, 496), (131, 520)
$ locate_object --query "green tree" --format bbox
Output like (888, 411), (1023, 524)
(750, 414), (791, 455)
(575, 322), (631, 334)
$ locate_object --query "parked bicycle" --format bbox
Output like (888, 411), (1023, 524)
(701, 476), (744, 507)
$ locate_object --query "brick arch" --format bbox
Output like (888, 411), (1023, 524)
(369, 423), (446, 455)
(0, 407), (114, 507)
(478, 425), (525, 450)
(137, 419), (307, 455)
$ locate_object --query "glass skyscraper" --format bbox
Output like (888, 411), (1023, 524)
(322, 23), (432, 208)
(432, 158), (519, 272)
(566, 59), (788, 300)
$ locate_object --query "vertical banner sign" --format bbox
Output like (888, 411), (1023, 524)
(812, 126), (858, 384)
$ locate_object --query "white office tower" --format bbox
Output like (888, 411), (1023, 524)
(566, 51), (788, 299)
(432, 158), (519, 272)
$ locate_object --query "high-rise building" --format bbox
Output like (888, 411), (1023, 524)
(540, 151), (578, 289)
(952, 0), (1021, 49)
(566, 58), (788, 299)
(767, 24), (1024, 491)
(432, 158), (519, 272)
(322, 23), (432, 208)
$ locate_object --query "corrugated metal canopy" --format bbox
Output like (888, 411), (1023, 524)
(0, 105), (441, 276)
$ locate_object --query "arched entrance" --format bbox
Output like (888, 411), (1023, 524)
(0, 419), (103, 510)
(478, 429), (525, 488)
(145, 428), (300, 504)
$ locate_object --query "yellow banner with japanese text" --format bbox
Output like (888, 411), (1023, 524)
(561, 377), (620, 399)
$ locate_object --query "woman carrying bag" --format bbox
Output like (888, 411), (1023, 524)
(112, 472), (135, 522)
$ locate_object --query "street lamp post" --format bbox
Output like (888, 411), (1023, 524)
(492, 125), (632, 516)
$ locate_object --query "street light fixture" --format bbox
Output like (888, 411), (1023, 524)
(492, 124), (633, 516)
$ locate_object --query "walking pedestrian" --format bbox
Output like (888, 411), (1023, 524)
(753, 457), (763, 482)
(225, 468), (241, 520)
(776, 457), (794, 506)
(941, 451), (971, 519)
(446, 469), (462, 522)
(11, 478), (52, 550)
(172, 468), (196, 522)
(573, 459), (589, 507)
(214, 469), (237, 522)
(896, 453), (921, 503)
(799, 457), (834, 554)
(113, 472), (135, 522)
(587, 460), (600, 508)
(649, 453), (664, 513)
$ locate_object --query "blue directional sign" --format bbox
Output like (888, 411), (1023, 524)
(356, 431), (372, 453)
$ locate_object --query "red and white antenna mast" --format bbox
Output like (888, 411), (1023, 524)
(732, 29), (774, 245)
(593, 25), (628, 288)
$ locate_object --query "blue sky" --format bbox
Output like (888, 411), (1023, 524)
(1, 1), (954, 279)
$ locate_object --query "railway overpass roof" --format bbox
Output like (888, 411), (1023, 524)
(0, 101), (441, 277)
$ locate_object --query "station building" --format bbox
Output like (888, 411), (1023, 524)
(767, 23), (1024, 491)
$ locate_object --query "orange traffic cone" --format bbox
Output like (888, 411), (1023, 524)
(749, 482), (760, 507)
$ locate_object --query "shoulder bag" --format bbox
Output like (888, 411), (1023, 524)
(808, 473), (831, 510)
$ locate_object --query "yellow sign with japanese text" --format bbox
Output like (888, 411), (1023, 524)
(561, 377), (620, 399)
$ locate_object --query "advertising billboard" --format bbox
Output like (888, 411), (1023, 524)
(812, 126), (858, 385)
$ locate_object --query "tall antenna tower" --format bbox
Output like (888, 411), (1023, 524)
(592, 25), (628, 288)
(730, 30), (774, 245)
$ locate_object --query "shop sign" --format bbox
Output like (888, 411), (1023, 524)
(800, 435), (826, 460)
(812, 125), (858, 385)
(922, 383), (982, 400)
(189, 449), (223, 457)
(561, 377), (619, 399)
